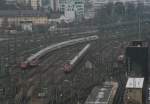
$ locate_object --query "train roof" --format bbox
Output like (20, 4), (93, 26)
(70, 44), (91, 65)
(84, 81), (118, 104)
(25, 35), (99, 63)
(126, 77), (144, 89)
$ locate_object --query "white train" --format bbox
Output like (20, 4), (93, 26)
(20, 35), (98, 69)
(64, 44), (91, 73)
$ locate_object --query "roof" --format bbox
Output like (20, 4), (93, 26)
(84, 82), (118, 104)
(128, 40), (148, 47)
(126, 78), (144, 89)
(0, 10), (47, 17)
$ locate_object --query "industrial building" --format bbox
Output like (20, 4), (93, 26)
(124, 77), (145, 104)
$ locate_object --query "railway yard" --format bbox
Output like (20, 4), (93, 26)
(0, 18), (150, 104)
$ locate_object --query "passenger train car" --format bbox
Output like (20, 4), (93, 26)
(20, 35), (98, 69)
(63, 44), (91, 73)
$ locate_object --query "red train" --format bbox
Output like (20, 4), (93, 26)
(20, 59), (39, 69)
(20, 36), (98, 69)
(63, 44), (91, 73)
(117, 54), (125, 63)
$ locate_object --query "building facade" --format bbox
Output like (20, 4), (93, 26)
(30, 0), (42, 10)
(60, 0), (85, 19)
(16, 0), (42, 10)
(124, 78), (145, 104)
(0, 10), (48, 28)
(59, 0), (68, 12)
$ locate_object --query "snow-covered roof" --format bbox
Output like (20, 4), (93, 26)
(126, 78), (144, 89)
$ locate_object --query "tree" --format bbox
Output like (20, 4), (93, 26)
(94, 2), (114, 25)
(136, 2), (144, 17)
(125, 2), (136, 20)
(104, 2), (114, 16)
(114, 2), (125, 18)
(0, 0), (6, 9)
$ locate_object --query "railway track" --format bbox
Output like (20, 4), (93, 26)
(13, 20), (150, 104)
(2, 17), (150, 104)
(61, 25), (142, 104)
(15, 43), (89, 104)
(30, 43), (90, 104)
(1, 18), (150, 73)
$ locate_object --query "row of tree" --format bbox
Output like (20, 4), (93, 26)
(94, 2), (145, 25)
(0, 0), (18, 10)
(0, 0), (7, 9)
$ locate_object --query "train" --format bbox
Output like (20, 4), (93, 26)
(63, 44), (91, 73)
(117, 54), (125, 63)
(20, 35), (98, 69)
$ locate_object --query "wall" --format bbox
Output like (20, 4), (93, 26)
(126, 88), (143, 104)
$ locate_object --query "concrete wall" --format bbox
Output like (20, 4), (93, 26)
(126, 88), (143, 104)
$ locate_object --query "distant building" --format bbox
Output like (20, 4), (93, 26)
(16, 0), (27, 6)
(64, 1), (75, 18)
(74, 0), (85, 18)
(5, 0), (16, 5)
(60, 0), (85, 20)
(16, 0), (42, 10)
(20, 21), (33, 32)
(124, 77), (145, 104)
(0, 10), (48, 28)
(84, 8), (95, 19)
(30, 0), (42, 10)
(50, 0), (60, 11)
(59, 0), (68, 12)
(41, 0), (61, 13)
(91, 0), (106, 9)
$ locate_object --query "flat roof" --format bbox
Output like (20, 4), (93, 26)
(126, 78), (144, 89)
(84, 82), (118, 104)
(128, 40), (148, 47)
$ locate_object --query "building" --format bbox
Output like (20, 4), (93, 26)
(64, 1), (76, 20)
(125, 40), (148, 78)
(60, 0), (84, 20)
(30, 0), (42, 10)
(16, 0), (26, 6)
(74, 0), (85, 18)
(16, 0), (42, 10)
(84, 8), (95, 19)
(124, 77), (145, 104)
(0, 10), (48, 28)
(59, 0), (68, 12)
(5, 0), (16, 5)
(84, 81), (118, 104)
(91, 0), (107, 9)
(20, 21), (33, 32)
(50, 0), (60, 11)
(42, 0), (84, 19)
